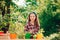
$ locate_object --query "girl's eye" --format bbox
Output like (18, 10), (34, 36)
(33, 16), (35, 17)
(30, 16), (35, 17)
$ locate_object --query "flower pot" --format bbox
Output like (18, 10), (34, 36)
(0, 31), (4, 36)
(25, 32), (31, 39)
(10, 33), (17, 39)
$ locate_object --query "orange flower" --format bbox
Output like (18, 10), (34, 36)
(36, 33), (44, 39)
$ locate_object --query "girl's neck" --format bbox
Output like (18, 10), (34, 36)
(30, 21), (34, 25)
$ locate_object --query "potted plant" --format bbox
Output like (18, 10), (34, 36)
(0, 14), (8, 35)
(15, 21), (25, 39)
(0, 23), (4, 35)
(0, 15), (4, 35)
(9, 21), (17, 39)
(0, 30), (4, 36)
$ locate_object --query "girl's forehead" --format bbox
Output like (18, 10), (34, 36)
(30, 13), (35, 16)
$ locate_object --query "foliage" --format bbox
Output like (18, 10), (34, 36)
(0, 0), (60, 39)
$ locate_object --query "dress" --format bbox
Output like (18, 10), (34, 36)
(24, 22), (39, 39)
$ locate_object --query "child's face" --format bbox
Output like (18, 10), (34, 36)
(30, 13), (36, 22)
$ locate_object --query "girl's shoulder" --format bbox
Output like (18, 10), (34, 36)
(25, 23), (29, 27)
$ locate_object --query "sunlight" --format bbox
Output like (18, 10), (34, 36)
(12, 0), (26, 7)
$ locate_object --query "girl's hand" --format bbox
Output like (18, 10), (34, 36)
(29, 29), (33, 34)
(29, 30), (32, 33)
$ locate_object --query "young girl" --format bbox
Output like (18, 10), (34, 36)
(24, 12), (40, 39)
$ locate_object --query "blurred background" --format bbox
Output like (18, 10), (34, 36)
(0, 0), (60, 40)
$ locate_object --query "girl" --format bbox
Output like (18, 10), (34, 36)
(24, 12), (40, 39)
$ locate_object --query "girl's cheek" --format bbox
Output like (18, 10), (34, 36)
(33, 17), (35, 20)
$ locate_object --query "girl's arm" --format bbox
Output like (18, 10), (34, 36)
(24, 25), (28, 33)
(33, 26), (40, 34)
